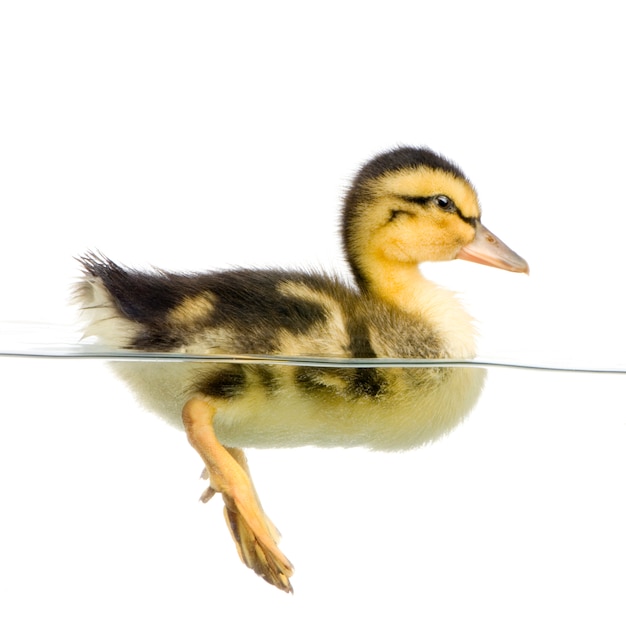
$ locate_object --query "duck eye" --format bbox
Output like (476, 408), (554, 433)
(435, 195), (453, 211)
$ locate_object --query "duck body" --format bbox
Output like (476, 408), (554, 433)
(78, 261), (483, 450)
(75, 146), (528, 592)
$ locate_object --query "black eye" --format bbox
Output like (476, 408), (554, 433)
(435, 195), (453, 211)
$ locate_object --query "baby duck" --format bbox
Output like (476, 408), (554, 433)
(76, 147), (528, 593)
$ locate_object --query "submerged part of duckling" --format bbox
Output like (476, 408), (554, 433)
(75, 146), (528, 593)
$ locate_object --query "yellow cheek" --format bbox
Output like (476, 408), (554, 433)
(384, 236), (415, 262)
(432, 214), (475, 243)
(380, 221), (423, 261)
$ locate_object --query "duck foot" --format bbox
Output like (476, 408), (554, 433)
(182, 397), (294, 593)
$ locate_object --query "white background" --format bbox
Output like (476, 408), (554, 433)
(1, 2), (625, 624)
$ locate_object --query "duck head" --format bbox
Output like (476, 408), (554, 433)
(342, 147), (528, 292)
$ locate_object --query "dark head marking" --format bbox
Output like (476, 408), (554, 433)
(342, 147), (469, 288)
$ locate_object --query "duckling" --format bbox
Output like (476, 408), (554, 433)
(75, 146), (528, 593)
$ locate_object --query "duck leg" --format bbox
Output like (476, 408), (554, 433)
(182, 397), (294, 593)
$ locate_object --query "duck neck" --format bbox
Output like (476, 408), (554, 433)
(362, 260), (478, 359)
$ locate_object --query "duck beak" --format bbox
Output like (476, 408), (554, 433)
(456, 222), (529, 274)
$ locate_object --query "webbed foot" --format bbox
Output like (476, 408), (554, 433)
(182, 397), (294, 593)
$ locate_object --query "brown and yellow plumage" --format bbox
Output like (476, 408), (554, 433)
(76, 146), (528, 592)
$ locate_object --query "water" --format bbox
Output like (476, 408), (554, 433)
(1, 322), (625, 620)
(2, 322), (626, 373)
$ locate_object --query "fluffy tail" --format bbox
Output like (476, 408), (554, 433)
(74, 253), (141, 347)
